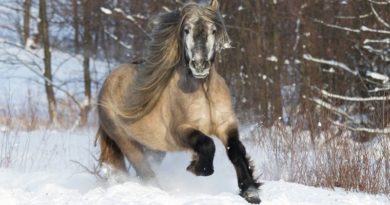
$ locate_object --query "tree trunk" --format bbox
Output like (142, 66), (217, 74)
(270, 2), (283, 125)
(39, 0), (57, 124)
(80, 0), (92, 127)
(72, 0), (80, 52)
(23, 0), (32, 45)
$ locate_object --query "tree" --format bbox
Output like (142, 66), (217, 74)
(80, 0), (92, 127)
(22, 0), (32, 45)
(303, 0), (390, 140)
(39, 0), (57, 124)
(72, 0), (80, 52)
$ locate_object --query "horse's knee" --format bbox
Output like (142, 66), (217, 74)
(185, 130), (215, 176)
(187, 130), (215, 158)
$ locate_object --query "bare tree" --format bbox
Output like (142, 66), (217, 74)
(72, 0), (80, 52)
(39, 0), (57, 124)
(80, 0), (92, 127)
(303, 0), (390, 140)
(22, 0), (32, 45)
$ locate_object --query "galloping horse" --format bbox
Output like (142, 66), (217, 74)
(97, 0), (261, 203)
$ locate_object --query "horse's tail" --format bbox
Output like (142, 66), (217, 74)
(96, 126), (125, 169)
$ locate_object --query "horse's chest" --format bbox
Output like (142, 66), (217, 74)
(184, 93), (212, 133)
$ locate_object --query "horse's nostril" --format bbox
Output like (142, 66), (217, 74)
(190, 59), (211, 71)
(191, 60), (204, 68)
(205, 61), (211, 68)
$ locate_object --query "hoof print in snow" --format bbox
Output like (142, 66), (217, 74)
(241, 187), (261, 204)
(186, 160), (214, 176)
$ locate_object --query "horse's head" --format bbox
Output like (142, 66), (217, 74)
(181, 0), (230, 79)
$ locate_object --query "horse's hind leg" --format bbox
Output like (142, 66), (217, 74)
(115, 137), (156, 180)
(98, 126), (126, 172)
(144, 148), (166, 166)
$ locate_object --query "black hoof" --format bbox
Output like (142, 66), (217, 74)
(186, 160), (214, 176)
(240, 187), (261, 204)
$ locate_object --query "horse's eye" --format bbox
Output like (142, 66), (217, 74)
(184, 28), (190, 34)
(212, 29), (217, 35)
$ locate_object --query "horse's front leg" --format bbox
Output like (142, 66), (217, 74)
(218, 126), (261, 204)
(177, 126), (216, 176)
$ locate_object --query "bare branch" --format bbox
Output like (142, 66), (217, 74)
(311, 97), (390, 134)
(368, 86), (390, 93)
(332, 121), (390, 134)
(314, 18), (390, 35)
(361, 26), (390, 35)
(293, 18), (301, 51)
(309, 97), (355, 121)
(364, 38), (390, 44)
(335, 13), (372, 20)
(70, 160), (104, 180)
(367, 0), (390, 5)
(303, 54), (359, 75)
(100, 7), (151, 39)
(225, 25), (260, 36)
(313, 18), (361, 33)
(1, 40), (83, 111)
(314, 87), (390, 102)
(370, 3), (390, 29)
(103, 29), (132, 50)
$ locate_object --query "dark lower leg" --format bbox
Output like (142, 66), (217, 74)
(183, 130), (215, 176)
(226, 128), (261, 200)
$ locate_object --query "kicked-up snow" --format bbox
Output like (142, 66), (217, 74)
(0, 129), (388, 205)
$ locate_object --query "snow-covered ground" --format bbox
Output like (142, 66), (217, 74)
(0, 129), (388, 205)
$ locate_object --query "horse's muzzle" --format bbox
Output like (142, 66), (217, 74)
(189, 60), (211, 79)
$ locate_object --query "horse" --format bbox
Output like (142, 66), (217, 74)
(96, 0), (261, 203)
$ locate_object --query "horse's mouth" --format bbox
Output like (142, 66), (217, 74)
(189, 67), (210, 79)
(191, 69), (209, 79)
(192, 73), (209, 79)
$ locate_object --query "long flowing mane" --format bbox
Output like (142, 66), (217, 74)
(119, 2), (230, 121)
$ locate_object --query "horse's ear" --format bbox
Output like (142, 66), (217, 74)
(210, 0), (219, 11)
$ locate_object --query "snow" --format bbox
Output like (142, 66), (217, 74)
(0, 129), (388, 205)
(100, 7), (112, 15)
(364, 38), (390, 44)
(266, 56), (278, 62)
(294, 59), (301, 64)
(322, 67), (335, 73)
(303, 54), (358, 75)
(366, 71), (389, 83)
